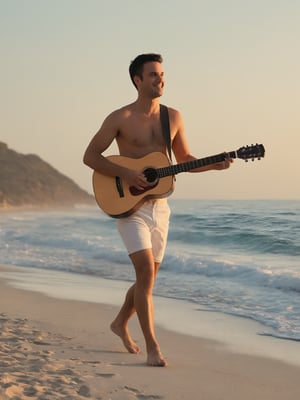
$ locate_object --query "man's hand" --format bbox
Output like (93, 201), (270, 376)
(214, 154), (233, 170)
(122, 168), (149, 190)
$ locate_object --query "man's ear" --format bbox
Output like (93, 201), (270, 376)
(133, 75), (141, 87)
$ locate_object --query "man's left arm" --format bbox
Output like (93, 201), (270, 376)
(170, 109), (232, 172)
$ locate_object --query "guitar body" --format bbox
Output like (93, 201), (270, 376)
(92, 152), (174, 218)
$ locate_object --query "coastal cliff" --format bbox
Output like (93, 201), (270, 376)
(0, 142), (94, 209)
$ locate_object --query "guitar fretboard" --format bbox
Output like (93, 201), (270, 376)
(156, 151), (236, 178)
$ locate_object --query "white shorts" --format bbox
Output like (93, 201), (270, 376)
(116, 199), (171, 263)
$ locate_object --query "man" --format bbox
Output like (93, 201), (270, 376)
(83, 53), (232, 367)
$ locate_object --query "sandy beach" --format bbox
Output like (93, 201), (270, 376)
(1, 265), (300, 400)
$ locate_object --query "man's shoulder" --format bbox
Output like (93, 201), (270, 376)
(162, 105), (182, 122)
(109, 103), (134, 118)
(107, 103), (181, 122)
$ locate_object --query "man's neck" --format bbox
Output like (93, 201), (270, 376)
(134, 97), (160, 116)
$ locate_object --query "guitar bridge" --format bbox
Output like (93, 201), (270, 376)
(115, 176), (124, 198)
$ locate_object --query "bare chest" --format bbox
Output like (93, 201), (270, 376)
(116, 113), (166, 156)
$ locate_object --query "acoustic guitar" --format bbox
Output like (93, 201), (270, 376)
(93, 144), (265, 218)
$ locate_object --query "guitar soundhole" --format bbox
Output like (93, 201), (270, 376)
(129, 168), (159, 196)
(143, 167), (158, 183)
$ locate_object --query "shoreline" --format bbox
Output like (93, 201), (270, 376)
(1, 265), (300, 399)
(1, 265), (300, 367)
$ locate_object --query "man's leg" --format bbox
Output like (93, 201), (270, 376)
(111, 250), (165, 365)
(130, 249), (166, 366)
(110, 283), (140, 354)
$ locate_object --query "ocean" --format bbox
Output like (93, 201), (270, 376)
(1, 199), (299, 342)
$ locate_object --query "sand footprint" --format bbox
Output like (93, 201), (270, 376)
(97, 372), (116, 378)
(124, 385), (164, 399)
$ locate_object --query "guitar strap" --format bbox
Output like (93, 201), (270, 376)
(159, 104), (172, 162)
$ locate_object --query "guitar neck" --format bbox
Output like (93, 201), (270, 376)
(157, 151), (237, 178)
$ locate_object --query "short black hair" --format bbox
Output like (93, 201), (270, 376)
(129, 53), (163, 88)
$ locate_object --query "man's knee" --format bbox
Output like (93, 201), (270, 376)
(130, 250), (155, 289)
(130, 248), (154, 267)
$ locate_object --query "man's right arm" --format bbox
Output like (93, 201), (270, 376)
(83, 112), (148, 190)
(83, 111), (126, 176)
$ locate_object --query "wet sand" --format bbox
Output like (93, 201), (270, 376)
(1, 265), (300, 399)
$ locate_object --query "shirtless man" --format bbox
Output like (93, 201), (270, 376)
(83, 53), (232, 367)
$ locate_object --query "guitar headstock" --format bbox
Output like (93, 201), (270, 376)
(236, 144), (265, 161)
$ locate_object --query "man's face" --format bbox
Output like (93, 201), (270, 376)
(137, 61), (165, 98)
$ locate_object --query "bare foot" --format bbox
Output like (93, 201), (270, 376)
(110, 321), (141, 354)
(147, 349), (167, 367)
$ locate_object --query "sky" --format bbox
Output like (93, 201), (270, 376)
(1, 0), (299, 200)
